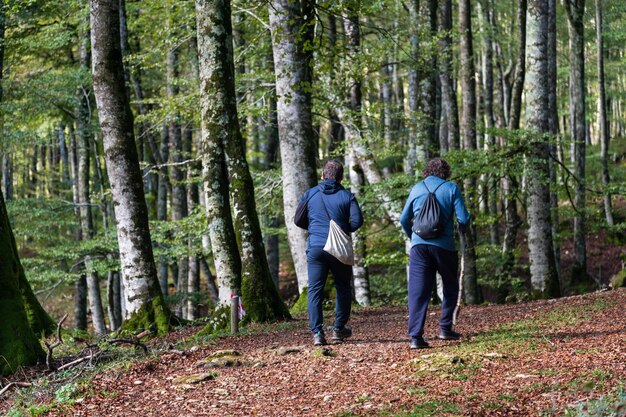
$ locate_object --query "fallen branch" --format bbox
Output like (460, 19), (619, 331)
(108, 338), (148, 354)
(45, 314), (68, 371)
(0, 382), (32, 397)
(56, 353), (93, 372)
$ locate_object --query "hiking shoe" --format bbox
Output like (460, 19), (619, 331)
(410, 337), (430, 349)
(313, 331), (327, 346)
(438, 329), (462, 340)
(331, 325), (352, 341)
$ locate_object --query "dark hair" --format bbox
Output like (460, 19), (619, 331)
(422, 157), (451, 180)
(323, 159), (344, 182)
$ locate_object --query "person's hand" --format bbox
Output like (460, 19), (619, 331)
(457, 222), (469, 235)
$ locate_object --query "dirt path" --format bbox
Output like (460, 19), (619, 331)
(5, 289), (626, 416)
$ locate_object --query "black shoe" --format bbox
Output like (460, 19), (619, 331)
(313, 331), (327, 346)
(331, 325), (352, 341)
(410, 337), (430, 349)
(438, 329), (462, 340)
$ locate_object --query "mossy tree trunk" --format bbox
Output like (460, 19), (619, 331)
(90, 0), (173, 334)
(195, 0), (290, 322)
(0, 187), (47, 375)
(195, 0), (241, 307)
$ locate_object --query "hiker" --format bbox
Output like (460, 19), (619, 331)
(295, 159), (364, 346)
(400, 157), (470, 349)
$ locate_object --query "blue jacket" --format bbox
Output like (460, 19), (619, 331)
(400, 176), (470, 251)
(300, 179), (364, 249)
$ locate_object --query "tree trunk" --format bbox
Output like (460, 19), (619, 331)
(195, 0), (242, 306)
(265, 48), (280, 288)
(564, 0), (587, 288)
(438, 0), (459, 151)
(90, 0), (173, 333)
(595, 0), (613, 226)
(1, 153), (11, 201)
(548, 0), (562, 287)
(525, 0), (560, 298)
(268, 0), (318, 294)
(0, 188), (46, 375)
(342, 9), (370, 306)
(107, 271), (122, 330)
(196, 0), (290, 322)
(502, 0), (526, 271)
(458, 0), (480, 305)
(76, 23), (107, 336)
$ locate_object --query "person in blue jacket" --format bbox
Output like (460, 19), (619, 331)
(296, 160), (364, 346)
(400, 158), (470, 349)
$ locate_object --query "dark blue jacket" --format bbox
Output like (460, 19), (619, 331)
(300, 179), (364, 249)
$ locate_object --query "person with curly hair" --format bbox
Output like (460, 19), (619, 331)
(400, 157), (470, 349)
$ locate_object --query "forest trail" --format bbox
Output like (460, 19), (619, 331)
(7, 289), (626, 416)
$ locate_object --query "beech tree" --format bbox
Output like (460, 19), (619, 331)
(525, 0), (560, 298)
(90, 0), (173, 333)
(195, 0), (290, 321)
(268, 0), (318, 294)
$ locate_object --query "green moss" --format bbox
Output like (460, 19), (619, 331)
(290, 288), (308, 315)
(610, 269), (626, 288)
(121, 294), (178, 335)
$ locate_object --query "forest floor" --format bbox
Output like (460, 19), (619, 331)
(2, 289), (626, 416)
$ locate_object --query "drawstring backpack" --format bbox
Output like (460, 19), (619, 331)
(320, 194), (354, 265)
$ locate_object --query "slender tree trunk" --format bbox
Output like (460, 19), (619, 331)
(1, 153), (11, 201)
(564, 0), (587, 288)
(76, 23), (107, 336)
(459, 0), (480, 305)
(196, 0), (290, 322)
(595, 0), (613, 226)
(90, 0), (173, 333)
(548, 0), (562, 287)
(406, 0), (420, 173)
(420, 0), (438, 159)
(268, 0), (318, 294)
(265, 48), (280, 288)
(107, 271), (122, 330)
(525, 0), (560, 298)
(439, 0), (459, 151)
(479, 0), (499, 246)
(502, 0), (526, 271)
(343, 9), (370, 306)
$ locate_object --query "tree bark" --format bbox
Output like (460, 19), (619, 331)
(458, 0), (480, 305)
(90, 0), (173, 333)
(196, 0), (290, 322)
(595, 0), (613, 226)
(564, 0), (588, 288)
(268, 0), (318, 294)
(525, 0), (560, 298)
(265, 48), (280, 288)
(0, 188), (46, 375)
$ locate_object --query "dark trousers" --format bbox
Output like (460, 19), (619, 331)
(408, 244), (459, 337)
(307, 247), (353, 334)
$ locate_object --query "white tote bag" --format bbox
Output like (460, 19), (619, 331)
(320, 193), (354, 265)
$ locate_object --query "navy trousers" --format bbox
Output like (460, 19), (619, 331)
(408, 244), (459, 337)
(307, 247), (353, 334)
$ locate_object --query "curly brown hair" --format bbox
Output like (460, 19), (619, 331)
(422, 157), (451, 180)
(323, 159), (344, 182)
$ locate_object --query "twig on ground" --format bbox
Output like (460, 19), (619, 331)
(0, 382), (32, 397)
(108, 338), (149, 354)
(45, 314), (68, 371)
